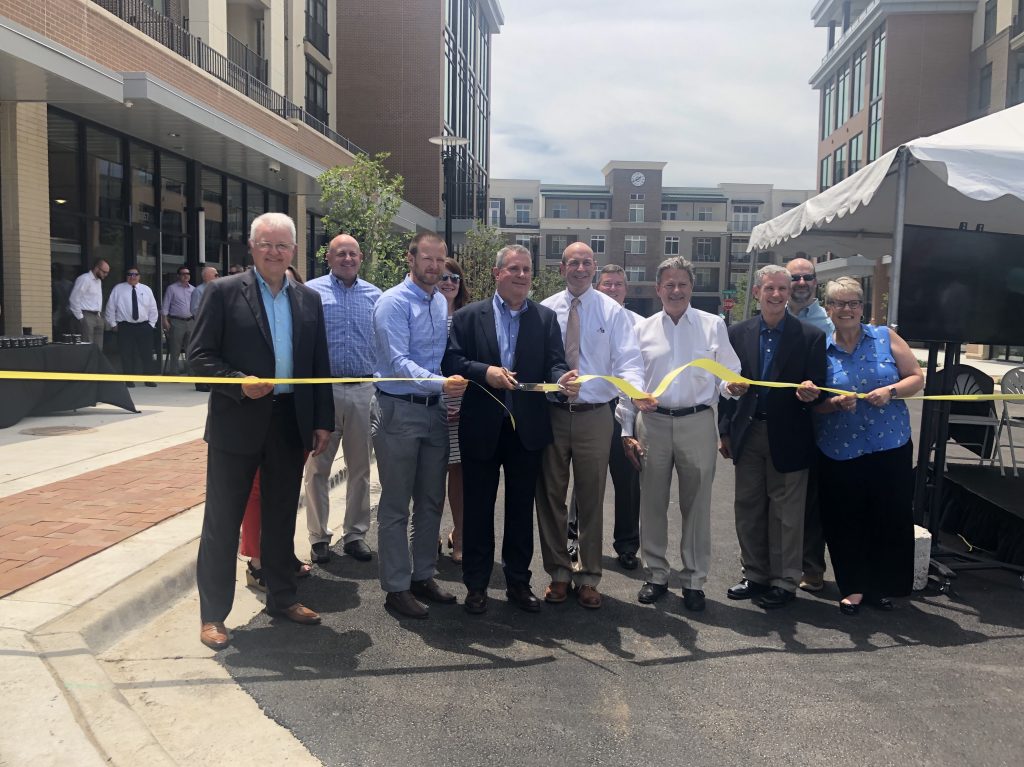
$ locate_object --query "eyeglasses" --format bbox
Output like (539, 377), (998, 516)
(126, 272), (140, 277)
(826, 299), (863, 309)
(791, 274), (816, 282)
(440, 273), (461, 283)
(254, 241), (295, 254)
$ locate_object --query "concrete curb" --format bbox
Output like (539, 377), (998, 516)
(12, 460), (353, 766)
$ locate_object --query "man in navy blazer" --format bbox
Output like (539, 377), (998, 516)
(442, 245), (577, 614)
(718, 264), (825, 609)
(189, 212), (333, 650)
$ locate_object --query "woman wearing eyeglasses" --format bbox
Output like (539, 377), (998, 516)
(813, 276), (924, 615)
(439, 257), (469, 562)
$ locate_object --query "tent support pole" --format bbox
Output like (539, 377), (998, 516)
(887, 148), (908, 330)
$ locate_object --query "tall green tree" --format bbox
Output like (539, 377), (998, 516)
(317, 153), (408, 289)
(457, 223), (564, 303)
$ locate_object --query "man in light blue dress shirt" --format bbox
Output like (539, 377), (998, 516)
(304, 234), (382, 565)
(371, 232), (468, 619)
(786, 257), (833, 593)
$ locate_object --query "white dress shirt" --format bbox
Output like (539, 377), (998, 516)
(627, 309), (644, 328)
(541, 287), (644, 404)
(105, 281), (159, 327)
(617, 307), (742, 436)
(68, 271), (103, 319)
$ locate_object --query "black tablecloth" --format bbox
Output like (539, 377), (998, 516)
(0, 344), (138, 428)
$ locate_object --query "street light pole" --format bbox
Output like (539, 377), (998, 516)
(429, 134), (469, 255)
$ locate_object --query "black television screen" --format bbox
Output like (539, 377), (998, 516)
(897, 225), (1024, 345)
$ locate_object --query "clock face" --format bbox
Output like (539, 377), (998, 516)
(630, 172), (646, 187)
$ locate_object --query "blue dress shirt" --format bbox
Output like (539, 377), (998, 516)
(493, 292), (527, 370)
(373, 276), (447, 395)
(253, 270), (293, 394)
(306, 273), (381, 377)
(756, 313), (786, 415)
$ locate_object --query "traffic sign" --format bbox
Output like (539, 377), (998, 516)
(723, 299), (736, 311)
(722, 289), (737, 298)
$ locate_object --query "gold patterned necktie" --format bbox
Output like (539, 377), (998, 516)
(565, 297), (581, 370)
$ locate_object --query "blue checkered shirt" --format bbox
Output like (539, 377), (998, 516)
(306, 273), (381, 377)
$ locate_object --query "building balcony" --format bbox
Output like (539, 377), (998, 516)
(91, 0), (364, 155)
(727, 219), (764, 232)
(227, 32), (267, 85)
(1012, 13), (1024, 51)
(305, 12), (330, 58)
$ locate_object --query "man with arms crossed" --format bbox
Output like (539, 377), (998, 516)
(537, 243), (652, 609)
(372, 232), (468, 619)
(189, 212), (333, 650)
(304, 234), (381, 565)
(443, 245), (576, 614)
(620, 258), (744, 610)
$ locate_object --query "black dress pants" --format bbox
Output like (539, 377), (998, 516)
(117, 321), (153, 377)
(197, 396), (306, 622)
(461, 418), (543, 592)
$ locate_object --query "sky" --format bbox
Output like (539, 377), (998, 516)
(489, 1), (827, 190)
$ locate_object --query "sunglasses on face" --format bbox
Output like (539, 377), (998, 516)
(127, 272), (140, 277)
(791, 274), (816, 282)
(440, 273), (461, 283)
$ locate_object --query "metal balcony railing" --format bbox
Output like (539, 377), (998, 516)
(305, 12), (330, 57)
(227, 32), (268, 84)
(727, 219), (764, 232)
(92, 0), (364, 156)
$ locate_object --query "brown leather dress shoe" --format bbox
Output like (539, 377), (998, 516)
(410, 577), (457, 604)
(386, 590), (429, 618)
(269, 603), (322, 625)
(544, 580), (570, 603)
(576, 584), (602, 609)
(200, 621), (229, 650)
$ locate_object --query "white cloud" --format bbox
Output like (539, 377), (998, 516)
(490, 0), (826, 189)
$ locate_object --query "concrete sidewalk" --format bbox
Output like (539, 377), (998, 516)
(0, 386), (357, 766)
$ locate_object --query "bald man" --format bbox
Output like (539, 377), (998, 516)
(304, 234), (382, 565)
(785, 258), (832, 593)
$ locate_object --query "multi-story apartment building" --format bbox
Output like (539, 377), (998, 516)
(0, 1), (441, 343)
(337, 0), (503, 232)
(490, 162), (814, 317)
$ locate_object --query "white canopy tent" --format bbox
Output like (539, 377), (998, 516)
(748, 103), (1024, 327)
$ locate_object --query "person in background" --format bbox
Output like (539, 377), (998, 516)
(105, 267), (159, 388)
(190, 266), (219, 393)
(162, 265), (195, 375)
(68, 259), (110, 349)
(813, 276), (923, 615)
(438, 256), (469, 563)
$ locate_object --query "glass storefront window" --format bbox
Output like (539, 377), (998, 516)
(49, 114), (80, 213)
(201, 168), (225, 271)
(85, 126), (125, 222)
(130, 143), (157, 227)
(246, 183), (266, 239)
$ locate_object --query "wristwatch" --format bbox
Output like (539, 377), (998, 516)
(889, 387), (898, 400)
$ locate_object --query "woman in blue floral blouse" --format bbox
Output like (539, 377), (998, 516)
(813, 277), (924, 615)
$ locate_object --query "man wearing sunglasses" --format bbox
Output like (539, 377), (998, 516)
(104, 267), (159, 387)
(785, 258), (833, 595)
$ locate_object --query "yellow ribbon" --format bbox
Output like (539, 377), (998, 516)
(1, 360), (1021, 402)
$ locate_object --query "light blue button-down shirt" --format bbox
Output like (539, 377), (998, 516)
(373, 275), (447, 395)
(792, 299), (835, 336)
(306, 273), (381, 376)
(492, 292), (527, 370)
(253, 269), (293, 394)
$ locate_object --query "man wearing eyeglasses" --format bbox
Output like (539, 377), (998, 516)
(719, 264), (826, 610)
(189, 212), (334, 650)
(162, 265), (195, 375)
(304, 233), (381, 566)
(68, 259), (110, 349)
(105, 267), (159, 387)
(785, 257), (833, 594)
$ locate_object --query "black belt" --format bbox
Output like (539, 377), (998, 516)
(272, 393), (294, 403)
(342, 374), (374, 380)
(552, 400), (611, 413)
(169, 315), (193, 321)
(654, 404), (710, 418)
(753, 412), (769, 421)
(82, 310), (100, 314)
(378, 390), (440, 406)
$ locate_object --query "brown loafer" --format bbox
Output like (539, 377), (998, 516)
(200, 621), (229, 650)
(385, 590), (429, 618)
(576, 584), (602, 609)
(544, 580), (570, 604)
(269, 603), (321, 625)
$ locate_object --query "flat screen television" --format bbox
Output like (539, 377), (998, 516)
(896, 224), (1024, 345)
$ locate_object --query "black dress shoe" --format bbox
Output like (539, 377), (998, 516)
(310, 542), (331, 564)
(126, 382), (135, 388)
(617, 552), (639, 571)
(385, 590), (428, 619)
(464, 590), (488, 614)
(637, 582), (668, 604)
(682, 588), (706, 612)
(756, 586), (796, 609)
(863, 596), (894, 611)
(839, 600), (860, 615)
(145, 382), (158, 388)
(342, 539), (372, 561)
(727, 579), (769, 600)
(506, 584), (541, 613)
(410, 577), (457, 604)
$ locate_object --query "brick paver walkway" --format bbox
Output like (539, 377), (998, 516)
(0, 439), (207, 597)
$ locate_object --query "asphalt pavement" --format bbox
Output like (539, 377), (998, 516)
(216, 443), (1024, 767)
